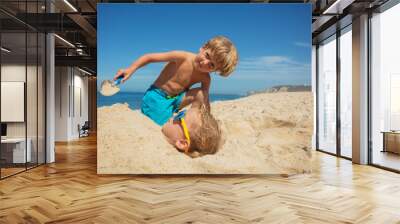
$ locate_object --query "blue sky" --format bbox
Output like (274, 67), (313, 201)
(98, 3), (311, 95)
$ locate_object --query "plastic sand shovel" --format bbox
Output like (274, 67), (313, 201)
(100, 76), (123, 96)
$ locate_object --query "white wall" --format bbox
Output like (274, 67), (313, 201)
(1, 63), (46, 164)
(1, 65), (38, 135)
(1, 65), (26, 140)
(72, 73), (89, 138)
(1, 65), (26, 82)
(55, 67), (89, 141)
(55, 67), (69, 141)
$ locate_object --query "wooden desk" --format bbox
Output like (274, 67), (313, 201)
(1, 138), (31, 163)
(381, 131), (400, 154)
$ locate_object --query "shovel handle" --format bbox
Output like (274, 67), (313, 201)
(114, 76), (124, 85)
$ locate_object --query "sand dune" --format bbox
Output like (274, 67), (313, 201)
(97, 91), (314, 174)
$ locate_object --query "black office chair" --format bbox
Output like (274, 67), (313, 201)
(78, 121), (90, 138)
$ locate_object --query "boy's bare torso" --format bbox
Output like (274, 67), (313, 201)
(153, 52), (209, 96)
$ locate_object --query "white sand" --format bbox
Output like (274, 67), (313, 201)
(97, 91), (314, 174)
(100, 80), (120, 96)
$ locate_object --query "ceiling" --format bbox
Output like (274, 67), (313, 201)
(0, 0), (390, 76)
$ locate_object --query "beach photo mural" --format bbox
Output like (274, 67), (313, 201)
(97, 3), (313, 174)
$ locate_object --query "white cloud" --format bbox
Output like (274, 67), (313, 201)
(238, 55), (309, 69)
(260, 56), (291, 65)
(231, 55), (310, 81)
(294, 42), (309, 47)
(239, 56), (290, 67)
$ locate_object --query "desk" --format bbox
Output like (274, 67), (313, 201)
(381, 131), (400, 154)
(1, 138), (31, 163)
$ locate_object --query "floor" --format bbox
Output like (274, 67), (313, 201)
(1, 163), (42, 178)
(372, 150), (400, 171)
(0, 167), (25, 177)
(0, 135), (400, 223)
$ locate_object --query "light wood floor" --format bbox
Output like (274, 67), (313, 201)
(1, 163), (45, 178)
(1, 135), (400, 223)
(372, 150), (400, 171)
(1, 167), (25, 177)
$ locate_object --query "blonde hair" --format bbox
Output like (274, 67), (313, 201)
(203, 36), (238, 77)
(187, 105), (222, 157)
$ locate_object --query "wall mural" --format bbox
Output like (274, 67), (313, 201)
(97, 3), (313, 174)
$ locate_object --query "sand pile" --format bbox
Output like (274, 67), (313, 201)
(97, 91), (314, 174)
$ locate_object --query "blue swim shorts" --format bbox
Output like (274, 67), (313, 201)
(141, 85), (185, 126)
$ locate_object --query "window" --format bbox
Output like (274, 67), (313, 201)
(317, 35), (337, 154)
(0, 1), (46, 179)
(370, 2), (400, 171)
(339, 26), (352, 158)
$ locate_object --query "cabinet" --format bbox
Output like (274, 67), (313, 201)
(382, 131), (400, 154)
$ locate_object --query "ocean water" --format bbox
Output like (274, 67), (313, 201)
(97, 91), (242, 110)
